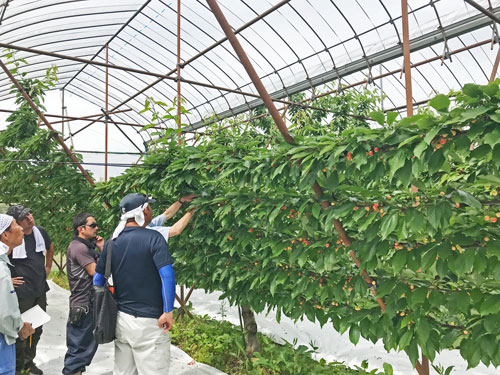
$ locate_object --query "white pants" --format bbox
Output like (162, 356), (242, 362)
(114, 311), (171, 375)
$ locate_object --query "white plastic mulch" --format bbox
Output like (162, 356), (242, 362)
(186, 288), (498, 375)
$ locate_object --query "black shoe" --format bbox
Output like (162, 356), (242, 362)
(26, 364), (43, 375)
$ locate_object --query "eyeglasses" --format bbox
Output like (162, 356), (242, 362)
(82, 223), (98, 228)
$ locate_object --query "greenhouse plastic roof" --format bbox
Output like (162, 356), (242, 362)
(1, 0), (500, 150)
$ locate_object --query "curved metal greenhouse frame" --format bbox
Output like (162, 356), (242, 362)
(1, 0), (499, 165)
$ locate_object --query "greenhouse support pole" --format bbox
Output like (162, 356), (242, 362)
(206, 0), (294, 143)
(50, 109), (132, 124)
(207, 0), (386, 313)
(402, 2), (427, 372)
(0, 108), (152, 128)
(0, 59), (95, 187)
(401, 0), (413, 116)
(61, 88), (65, 136)
(490, 46), (500, 82)
(177, 0), (182, 144)
(105, 43), (109, 182)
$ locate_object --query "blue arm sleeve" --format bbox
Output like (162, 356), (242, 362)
(93, 272), (105, 286)
(149, 214), (166, 227)
(159, 264), (175, 313)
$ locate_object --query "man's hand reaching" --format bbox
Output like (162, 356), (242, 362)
(179, 194), (197, 203)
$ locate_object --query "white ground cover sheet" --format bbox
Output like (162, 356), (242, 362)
(35, 281), (225, 375)
(186, 288), (498, 375)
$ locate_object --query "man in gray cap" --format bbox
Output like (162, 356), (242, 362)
(0, 214), (35, 375)
(94, 193), (176, 375)
(6, 205), (54, 375)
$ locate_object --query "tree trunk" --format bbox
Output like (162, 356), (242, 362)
(241, 305), (261, 357)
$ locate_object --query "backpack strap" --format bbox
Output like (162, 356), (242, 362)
(104, 239), (113, 279)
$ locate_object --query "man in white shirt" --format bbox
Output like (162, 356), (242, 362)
(148, 194), (197, 241)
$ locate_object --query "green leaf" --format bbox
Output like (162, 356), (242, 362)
(380, 212), (398, 240)
(480, 295), (500, 316)
(494, 145), (500, 168)
(461, 106), (490, 121)
(376, 279), (397, 298)
(312, 203), (322, 219)
(396, 159), (412, 187)
(332, 202), (355, 218)
(389, 149), (406, 178)
(392, 251), (407, 274)
(370, 111), (385, 126)
(463, 83), (483, 98)
(481, 82), (499, 97)
(470, 144), (491, 159)
(428, 149), (445, 174)
(398, 134), (421, 149)
(413, 141), (428, 159)
(457, 190), (482, 209)
(349, 325), (361, 345)
(399, 330), (413, 351)
(383, 363), (394, 375)
(429, 94), (450, 112)
(424, 127), (440, 145)
(456, 290), (471, 313)
(484, 128), (500, 147)
(416, 318), (431, 343)
(387, 112), (398, 125)
(410, 287), (428, 307)
(326, 172), (339, 190)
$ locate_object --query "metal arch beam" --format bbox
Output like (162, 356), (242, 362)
(62, 0), (153, 89)
(184, 6), (500, 131)
(464, 0), (500, 24)
(0, 0), (10, 25)
(2, 0), (292, 139)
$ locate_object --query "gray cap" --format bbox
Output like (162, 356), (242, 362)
(119, 193), (156, 214)
(6, 205), (30, 221)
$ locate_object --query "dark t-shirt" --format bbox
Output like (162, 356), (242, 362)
(95, 226), (173, 319)
(67, 237), (98, 308)
(8, 226), (52, 299)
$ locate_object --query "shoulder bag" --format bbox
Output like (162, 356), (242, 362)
(93, 239), (118, 344)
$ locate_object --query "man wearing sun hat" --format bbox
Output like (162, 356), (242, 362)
(94, 193), (176, 375)
(0, 214), (35, 375)
(6, 205), (54, 375)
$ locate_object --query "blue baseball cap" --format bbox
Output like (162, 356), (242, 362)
(119, 193), (156, 214)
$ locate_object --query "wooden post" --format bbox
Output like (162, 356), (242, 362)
(105, 43), (109, 182)
(490, 46), (500, 83)
(401, 0), (413, 116)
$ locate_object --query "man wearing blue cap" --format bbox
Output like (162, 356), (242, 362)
(93, 194), (176, 375)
